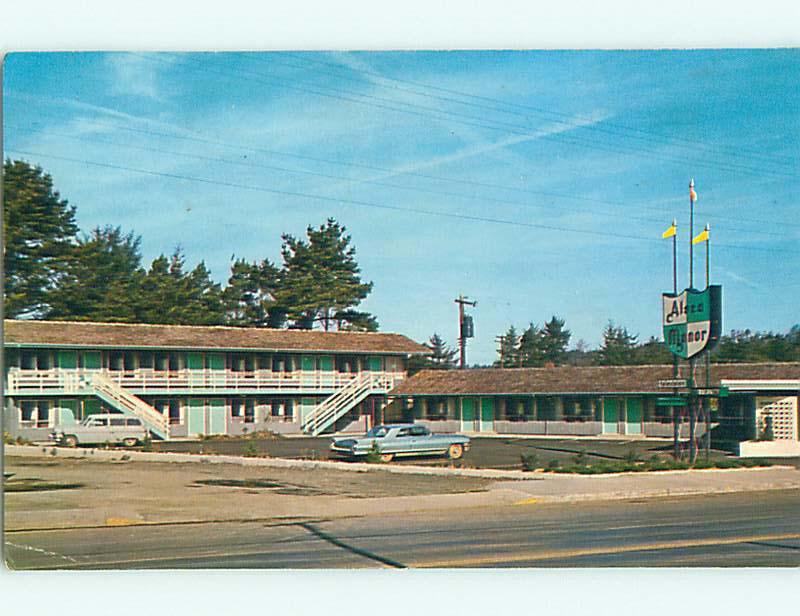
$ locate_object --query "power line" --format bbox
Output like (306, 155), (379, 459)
(135, 52), (798, 182)
(8, 147), (799, 257)
(17, 103), (800, 232)
(279, 51), (797, 170)
(11, 122), (790, 240)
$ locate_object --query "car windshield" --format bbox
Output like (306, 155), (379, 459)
(365, 426), (388, 438)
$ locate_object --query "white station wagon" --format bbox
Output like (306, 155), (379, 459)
(50, 414), (148, 447)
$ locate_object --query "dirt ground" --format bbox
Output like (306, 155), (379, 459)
(3, 454), (494, 531)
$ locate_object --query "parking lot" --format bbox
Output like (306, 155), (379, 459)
(151, 435), (737, 470)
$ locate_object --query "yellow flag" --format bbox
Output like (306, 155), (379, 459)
(661, 224), (677, 239)
(692, 228), (709, 244)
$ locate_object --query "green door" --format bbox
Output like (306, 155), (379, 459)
(367, 356), (382, 372)
(59, 400), (78, 425)
(319, 356), (334, 371)
(187, 352), (204, 388)
(82, 351), (102, 370)
(208, 399), (226, 435)
(461, 398), (476, 432)
(188, 400), (205, 436)
(603, 399), (619, 434)
(301, 355), (316, 372)
(480, 398), (495, 433)
(58, 350), (78, 369)
(207, 354), (225, 370)
(626, 398), (643, 435)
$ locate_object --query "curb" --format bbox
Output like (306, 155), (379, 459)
(5, 444), (797, 481)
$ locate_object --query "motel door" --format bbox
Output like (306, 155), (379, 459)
(188, 400), (205, 436)
(480, 398), (495, 433)
(461, 398), (477, 432)
(208, 399), (226, 435)
(603, 399), (621, 434)
(625, 398), (643, 435)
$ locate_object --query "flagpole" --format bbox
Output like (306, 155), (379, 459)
(672, 219), (677, 295)
(705, 223), (710, 289)
(705, 223), (711, 459)
(689, 179), (695, 288)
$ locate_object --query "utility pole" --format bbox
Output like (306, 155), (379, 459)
(455, 295), (477, 369)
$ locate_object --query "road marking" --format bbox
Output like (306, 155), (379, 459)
(106, 517), (138, 526)
(4, 540), (78, 564)
(410, 532), (800, 568)
(514, 497), (539, 505)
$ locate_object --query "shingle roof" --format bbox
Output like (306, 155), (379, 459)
(3, 320), (429, 355)
(390, 363), (800, 395)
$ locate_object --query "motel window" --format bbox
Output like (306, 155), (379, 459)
(21, 351), (52, 370)
(230, 354), (245, 372)
(256, 354), (272, 370)
(169, 400), (181, 425)
(19, 400), (51, 428)
(168, 353), (182, 371)
(537, 397), (556, 421)
(426, 398), (448, 421)
(270, 399), (294, 420)
(139, 352), (154, 369)
(6, 349), (19, 368)
(109, 351), (124, 371)
(123, 352), (137, 371)
(155, 353), (169, 371)
(231, 399), (244, 418)
(245, 399), (255, 423)
(154, 400), (168, 415)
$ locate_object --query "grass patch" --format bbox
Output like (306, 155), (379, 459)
(543, 457), (771, 474)
(4, 479), (84, 492)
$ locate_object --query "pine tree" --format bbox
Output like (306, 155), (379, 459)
(598, 321), (639, 365)
(497, 325), (520, 367)
(3, 159), (79, 317)
(426, 333), (458, 369)
(276, 218), (374, 330)
(541, 316), (571, 365)
(46, 226), (145, 322)
(222, 258), (281, 326)
(519, 323), (545, 367)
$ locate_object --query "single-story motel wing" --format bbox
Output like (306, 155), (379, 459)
(3, 320), (799, 456)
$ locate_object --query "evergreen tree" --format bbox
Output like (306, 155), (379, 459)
(276, 219), (374, 331)
(497, 325), (520, 367)
(426, 333), (458, 369)
(46, 226), (146, 322)
(408, 332), (458, 374)
(139, 249), (225, 325)
(519, 323), (545, 367)
(3, 159), (79, 317)
(633, 336), (672, 364)
(541, 316), (571, 365)
(222, 258), (281, 326)
(598, 321), (639, 365)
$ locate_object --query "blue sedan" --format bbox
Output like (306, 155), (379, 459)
(330, 423), (470, 462)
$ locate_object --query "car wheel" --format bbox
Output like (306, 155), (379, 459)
(380, 453), (394, 463)
(63, 435), (78, 448)
(122, 438), (138, 447)
(447, 444), (464, 460)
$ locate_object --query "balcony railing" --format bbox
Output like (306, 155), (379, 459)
(5, 367), (405, 395)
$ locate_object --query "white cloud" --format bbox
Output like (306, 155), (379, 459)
(106, 53), (171, 101)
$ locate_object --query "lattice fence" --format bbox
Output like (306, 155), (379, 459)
(756, 396), (798, 441)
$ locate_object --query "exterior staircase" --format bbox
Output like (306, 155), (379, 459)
(90, 373), (170, 439)
(301, 372), (395, 436)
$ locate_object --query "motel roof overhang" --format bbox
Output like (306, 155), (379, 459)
(389, 364), (800, 397)
(3, 320), (430, 356)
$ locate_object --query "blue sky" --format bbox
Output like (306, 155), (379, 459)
(3, 50), (799, 364)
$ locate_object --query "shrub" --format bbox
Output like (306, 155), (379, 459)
(547, 459), (561, 470)
(365, 441), (383, 464)
(624, 447), (640, 463)
(520, 453), (540, 472)
(572, 450), (588, 466)
(243, 442), (259, 457)
(3, 431), (14, 445)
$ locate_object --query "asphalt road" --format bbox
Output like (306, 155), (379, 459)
(6, 490), (799, 569)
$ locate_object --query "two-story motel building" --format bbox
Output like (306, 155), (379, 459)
(3, 320), (428, 441)
(4, 320), (799, 455)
